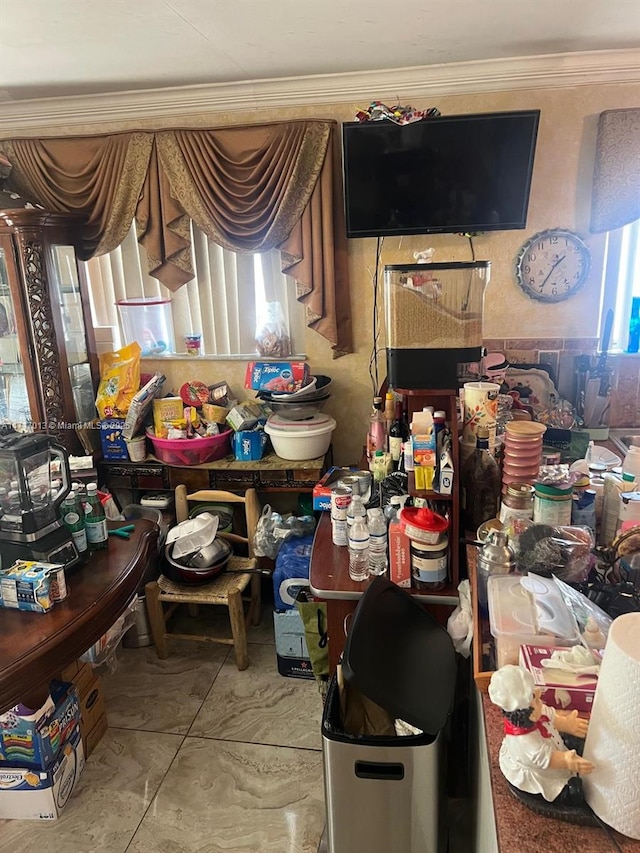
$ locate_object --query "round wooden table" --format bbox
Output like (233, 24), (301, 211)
(0, 520), (158, 713)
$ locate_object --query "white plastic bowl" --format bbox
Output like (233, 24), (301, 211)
(265, 414), (336, 460)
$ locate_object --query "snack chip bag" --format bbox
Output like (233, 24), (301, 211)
(96, 342), (141, 419)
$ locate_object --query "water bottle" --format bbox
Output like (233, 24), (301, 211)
(367, 508), (388, 576)
(348, 516), (370, 582)
(347, 495), (367, 528)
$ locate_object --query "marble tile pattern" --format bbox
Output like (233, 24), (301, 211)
(104, 641), (229, 734)
(0, 728), (182, 853)
(126, 738), (325, 853)
(190, 642), (323, 750)
(2, 590), (329, 853)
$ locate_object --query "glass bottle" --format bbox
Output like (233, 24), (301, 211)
(389, 401), (409, 469)
(367, 396), (387, 460)
(61, 489), (88, 555)
(384, 392), (396, 433)
(462, 426), (501, 533)
(84, 482), (108, 550)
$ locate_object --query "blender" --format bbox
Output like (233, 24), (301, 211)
(0, 431), (82, 570)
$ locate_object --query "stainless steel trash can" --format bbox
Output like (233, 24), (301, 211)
(321, 577), (455, 853)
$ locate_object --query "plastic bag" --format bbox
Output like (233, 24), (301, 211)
(503, 518), (594, 583)
(96, 342), (141, 418)
(255, 301), (291, 357)
(446, 579), (473, 658)
(254, 504), (316, 558)
(80, 596), (139, 669)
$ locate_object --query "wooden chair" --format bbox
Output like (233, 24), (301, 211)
(145, 485), (262, 670)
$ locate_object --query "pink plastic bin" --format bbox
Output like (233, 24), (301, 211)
(147, 428), (232, 465)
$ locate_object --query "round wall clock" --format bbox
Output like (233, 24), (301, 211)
(515, 228), (591, 303)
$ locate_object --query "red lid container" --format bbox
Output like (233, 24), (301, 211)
(400, 506), (448, 544)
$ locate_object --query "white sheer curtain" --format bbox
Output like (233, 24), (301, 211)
(83, 222), (305, 356)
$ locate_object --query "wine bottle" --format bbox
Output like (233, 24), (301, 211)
(389, 402), (408, 469)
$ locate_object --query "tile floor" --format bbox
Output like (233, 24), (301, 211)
(0, 591), (472, 852)
(0, 594), (326, 853)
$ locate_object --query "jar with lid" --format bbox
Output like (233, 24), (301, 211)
(499, 483), (534, 524)
(533, 482), (573, 526)
(410, 536), (448, 590)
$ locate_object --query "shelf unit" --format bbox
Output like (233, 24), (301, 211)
(396, 388), (461, 588)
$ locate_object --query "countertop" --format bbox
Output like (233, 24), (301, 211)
(481, 694), (639, 851)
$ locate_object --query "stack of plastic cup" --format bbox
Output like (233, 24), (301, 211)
(502, 421), (547, 488)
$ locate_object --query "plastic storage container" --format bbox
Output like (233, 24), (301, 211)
(116, 297), (175, 356)
(322, 578), (456, 853)
(265, 413), (336, 460)
(146, 428), (232, 465)
(487, 573), (580, 669)
(384, 261), (490, 389)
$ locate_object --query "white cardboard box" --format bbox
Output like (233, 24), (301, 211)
(0, 728), (85, 820)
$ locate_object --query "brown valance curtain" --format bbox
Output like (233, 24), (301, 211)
(0, 120), (352, 356)
(590, 108), (640, 234)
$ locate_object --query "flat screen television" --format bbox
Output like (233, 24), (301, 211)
(342, 110), (540, 238)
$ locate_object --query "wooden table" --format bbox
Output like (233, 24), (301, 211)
(99, 449), (330, 501)
(309, 513), (459, 672)
(0, 519), (158, 713)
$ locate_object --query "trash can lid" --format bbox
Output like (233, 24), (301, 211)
(342, 577), (456, 736)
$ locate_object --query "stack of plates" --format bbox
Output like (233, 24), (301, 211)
(502, 421), (546, 487)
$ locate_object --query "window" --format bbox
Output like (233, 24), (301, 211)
(83, 223), (306, 357)
(600, 219), (640, 352)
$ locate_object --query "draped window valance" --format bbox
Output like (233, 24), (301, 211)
(590, 108), (640, 234)
(0, 120), (352, 356)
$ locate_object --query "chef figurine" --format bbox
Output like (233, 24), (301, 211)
(488, 665), (594, 805)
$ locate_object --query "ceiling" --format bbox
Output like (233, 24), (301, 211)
(1, 0), (639, 102)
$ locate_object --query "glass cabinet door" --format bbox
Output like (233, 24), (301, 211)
(50, 245), (97, 423)
(0, 247), (31, 428)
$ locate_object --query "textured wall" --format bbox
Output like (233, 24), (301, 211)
(13, 81), (640, 463)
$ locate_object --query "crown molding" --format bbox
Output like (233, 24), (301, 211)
(1, 48), (639, 133)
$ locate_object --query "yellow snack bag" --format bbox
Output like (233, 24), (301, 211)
(96, 342), (141, 419)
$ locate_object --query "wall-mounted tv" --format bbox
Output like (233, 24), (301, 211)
(342, 110), (540, 238)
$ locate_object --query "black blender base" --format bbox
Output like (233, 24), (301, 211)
(0, 527), (83, 572)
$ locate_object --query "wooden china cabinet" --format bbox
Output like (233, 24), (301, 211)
(0, 209), (99, 455)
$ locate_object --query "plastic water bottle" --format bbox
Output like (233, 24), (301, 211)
(348, 516), (370, 582)
(347, 495), (367, 528)
(367, 508), (388, 576)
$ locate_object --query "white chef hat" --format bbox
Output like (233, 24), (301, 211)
(488, 665), (535, 712)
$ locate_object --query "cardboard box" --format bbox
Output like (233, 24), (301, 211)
(0, 727), (85, 820)
(519, 644), (599, 713)
(276, 655), (315, 680)
(388, 522), (411, 588)
(71, 663), (94, 700)
(99, 418), (128, 460)
(78, 675), (106, 743)
(0, 561), (64, 613)
(60, 660), (79, 683)
(152, 397), (184, 438)
(226, 401), (271, 432)
(84, 713), (107, 758)
(0, 682), (81, 770)
(233, 429), (268, 461)
(312, 466), (358, 511)
(245, 361), (308, 392)
(273, 609), (310, 659)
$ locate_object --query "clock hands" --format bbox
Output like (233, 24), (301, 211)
(539, 254), (566, 289)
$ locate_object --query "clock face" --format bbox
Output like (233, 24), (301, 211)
(515, 229), (590, 303)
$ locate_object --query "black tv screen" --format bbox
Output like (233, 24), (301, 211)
(342, 110), (540, 238)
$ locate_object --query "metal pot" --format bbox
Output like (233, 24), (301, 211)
(164, 539), (231, 583)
